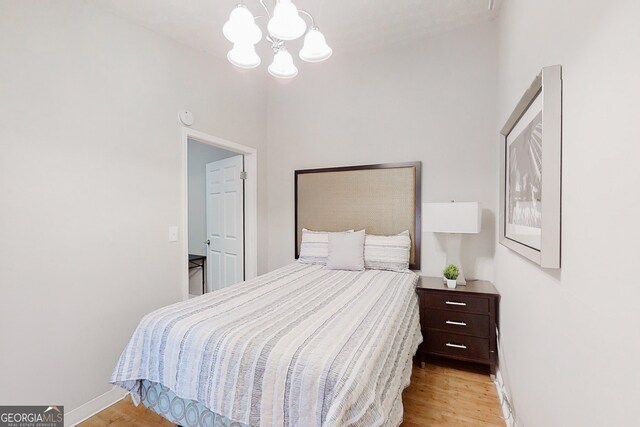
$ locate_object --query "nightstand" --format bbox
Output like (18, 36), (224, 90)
(416, 276), (500, 374)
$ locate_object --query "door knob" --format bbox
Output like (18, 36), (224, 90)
(205, 239), (210, 246)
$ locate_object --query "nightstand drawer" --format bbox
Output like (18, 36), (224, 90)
(423, 309), (489, 338)
(421, 292), (489, 314)
(423, 330), (490, 361)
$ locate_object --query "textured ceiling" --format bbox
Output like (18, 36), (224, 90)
(84, 0), (501, 58)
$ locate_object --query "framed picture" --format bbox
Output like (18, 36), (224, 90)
(499, 65), (562, 268)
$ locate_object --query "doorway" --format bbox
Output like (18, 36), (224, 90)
(182, 128), (258, 300)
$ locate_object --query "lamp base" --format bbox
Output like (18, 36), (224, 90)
(445, 233), (467, 285)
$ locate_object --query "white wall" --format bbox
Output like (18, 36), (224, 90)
(0, 0), (266, 416)
(495, 1), (640, 425)
(266, 21), (499, 279)
(188, 141), (237, 256)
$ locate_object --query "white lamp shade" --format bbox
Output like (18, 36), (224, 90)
(299, 28), (333, 62)
(223, 5), (262, 44)
(227, 43), (261, 69)
(268, 49), (298, 79)
(423, 202), (481, 234)
(267, 0), (307, 41)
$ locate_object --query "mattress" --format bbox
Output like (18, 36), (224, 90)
(111, 263), (422, 427)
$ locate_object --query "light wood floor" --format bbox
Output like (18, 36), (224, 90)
(80, 362), (503, 427)
(401, 363), (504, 426)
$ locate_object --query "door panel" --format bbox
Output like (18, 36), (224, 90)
(206, 155), (244, 292)
(224, 253), (238, 286)
(224, 192), (238, 238)
(224, 165), (237, 182)
(209, 251), (222, 286)
(207, 193), (223, 237)
(209, 169), (222, 185)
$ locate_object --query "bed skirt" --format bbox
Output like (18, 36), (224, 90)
(140, 379), (248, 427)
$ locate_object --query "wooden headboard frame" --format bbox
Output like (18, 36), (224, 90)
(294, 162), (422, 270)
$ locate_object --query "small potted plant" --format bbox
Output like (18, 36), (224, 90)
(443, 264), (459, 289)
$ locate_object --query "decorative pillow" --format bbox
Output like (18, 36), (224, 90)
(298, 228), (353, 265)
(364, 230), (411, 272)
(326, 230), (366, 271)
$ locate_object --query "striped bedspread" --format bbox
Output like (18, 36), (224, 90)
(111, 263), (422, 427)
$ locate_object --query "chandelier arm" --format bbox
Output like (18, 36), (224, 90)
(256, 0), (271, 18)
(253, 14), (273, 43)
(297, 9), (316, 29)
(253, 9), (278, 44)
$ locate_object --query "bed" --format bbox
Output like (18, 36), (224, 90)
(111, 263), (421, 426)
(111, 162), (423, 426)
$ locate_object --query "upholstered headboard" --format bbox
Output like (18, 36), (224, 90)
(294, 162), (421, 270)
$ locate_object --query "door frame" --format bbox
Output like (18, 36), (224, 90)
(181, 127), (258, 300)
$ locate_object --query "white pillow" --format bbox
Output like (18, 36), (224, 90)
(298, 228), (353, 265)
(364, 230), (411, 272)
(326, 230), (366, 271)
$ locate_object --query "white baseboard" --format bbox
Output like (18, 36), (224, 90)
(65, 386), (127, 427)
(493, 369), (515, 427)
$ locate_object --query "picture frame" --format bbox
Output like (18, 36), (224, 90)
(499, 65), (562, 268)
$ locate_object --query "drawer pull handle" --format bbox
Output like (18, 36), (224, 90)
(446, 343), (467, 349)
(445, 301), (466, 306)
(446, 320), (467, 326)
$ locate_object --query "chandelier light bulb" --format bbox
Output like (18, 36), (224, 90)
(268, 48), (298, 79)
(223, 4), (262, 45)
(267, 0), (307, 41)
(299, 28), (333, 63)
(227, 42), (261, 69)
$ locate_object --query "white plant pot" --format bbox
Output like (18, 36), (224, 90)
(446, 279), (457, 289)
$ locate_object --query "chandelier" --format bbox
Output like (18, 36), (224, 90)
(223, 0), (332, 79)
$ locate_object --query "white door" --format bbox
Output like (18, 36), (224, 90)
(206, 155), (244, 291)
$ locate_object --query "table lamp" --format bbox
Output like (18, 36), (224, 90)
(423, 201), (481, 285)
